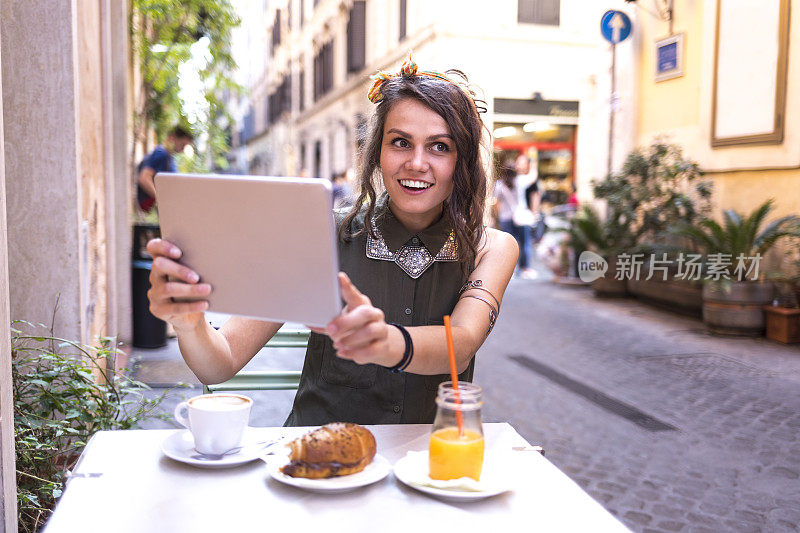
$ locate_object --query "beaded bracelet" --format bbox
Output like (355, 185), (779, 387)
(388, 323), (414, 373)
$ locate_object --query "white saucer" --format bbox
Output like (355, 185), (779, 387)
(265, 454), (391, 493)
(393, 451), (514, 502)
(161, 428), (278, 469)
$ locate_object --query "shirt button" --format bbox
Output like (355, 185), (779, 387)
(411, 237), (419, 245)
(393, 405), (401, 413)
(404, 308), (412, 315)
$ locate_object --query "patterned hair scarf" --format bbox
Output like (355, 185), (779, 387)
(367, 55), (475, 107)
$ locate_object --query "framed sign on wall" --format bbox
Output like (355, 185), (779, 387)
(711, 0), (790, 147)
(655, 33), (684, 82)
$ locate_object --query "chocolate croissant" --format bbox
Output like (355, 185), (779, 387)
(280, 422), (377, 479)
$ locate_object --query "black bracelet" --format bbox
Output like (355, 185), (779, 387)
(388, 323), (414, 373)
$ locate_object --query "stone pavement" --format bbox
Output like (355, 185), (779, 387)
(129, 279), (800, 532)
(480, 278), (800, 533)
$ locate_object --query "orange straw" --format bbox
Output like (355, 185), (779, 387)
(443, 315), (464, 436)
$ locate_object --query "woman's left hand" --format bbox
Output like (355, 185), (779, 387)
(321, 272), (395, 366)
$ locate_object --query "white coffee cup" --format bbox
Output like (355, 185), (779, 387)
(174, 394), (253, 455)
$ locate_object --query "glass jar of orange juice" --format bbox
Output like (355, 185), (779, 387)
(429, 382), (484, 481)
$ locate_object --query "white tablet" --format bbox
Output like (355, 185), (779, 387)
(154, 172), (342, 327)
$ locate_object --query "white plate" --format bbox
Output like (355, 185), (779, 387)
(161, 428), (280, 469)
(265, 454), (392, 493)
(393, 451), (514, 502)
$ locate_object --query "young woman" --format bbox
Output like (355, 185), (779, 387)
(146, 57), (518, 426)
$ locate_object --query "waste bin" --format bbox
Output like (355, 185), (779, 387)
(132, 223), (160, 260)
(132, 259), (167, 348)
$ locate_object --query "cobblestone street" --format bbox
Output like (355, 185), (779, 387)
(481, 278), (800, 532)
(132, 277), (800, 532)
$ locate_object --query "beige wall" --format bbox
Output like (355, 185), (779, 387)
(1, 0), (83, 341)
(634, 0), (800, 221)
(0, 0), (131, 347)
(0, 18), (17, 529)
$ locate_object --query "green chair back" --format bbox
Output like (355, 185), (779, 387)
(202, 328), (309, 394)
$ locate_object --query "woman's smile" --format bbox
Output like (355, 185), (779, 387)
(398, 178), (434, 193)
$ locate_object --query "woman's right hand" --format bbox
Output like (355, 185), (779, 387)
(146, 238), (212, 333)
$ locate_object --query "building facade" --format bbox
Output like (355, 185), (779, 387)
(232, 0), (637, 206)
(633, 0), (800, 223)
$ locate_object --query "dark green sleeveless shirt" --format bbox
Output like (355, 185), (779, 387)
(284, 194), (475, 426)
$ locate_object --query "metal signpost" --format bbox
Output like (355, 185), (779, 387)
(600, 10), (632, 176)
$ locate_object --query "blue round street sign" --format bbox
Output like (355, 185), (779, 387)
(601, 10), (632, 44)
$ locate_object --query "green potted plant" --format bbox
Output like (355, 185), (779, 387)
(568, 205), (630, 296)
(12, 321), (171, 532)
(548, 209), (589, 285)
(591, 141), (712, 301)
(671, 200), (800, 336)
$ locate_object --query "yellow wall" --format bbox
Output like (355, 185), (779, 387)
(710, 168), (800, 219)
(634, 1), (800, 226)
(636, 3), (703, 136)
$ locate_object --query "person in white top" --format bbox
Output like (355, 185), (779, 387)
(493, 162), (530, 274)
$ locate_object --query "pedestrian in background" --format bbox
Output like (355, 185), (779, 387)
(566, 182), (579, 208)
(521, 156), (545, 245)
(136, 126), (194, 213)
(332, 170), (354, 209)
(493, 162), (532, 276)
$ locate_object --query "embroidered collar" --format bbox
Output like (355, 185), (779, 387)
(366, 193), (459, 279)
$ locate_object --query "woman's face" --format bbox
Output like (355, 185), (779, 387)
(379, 98), (457, 232)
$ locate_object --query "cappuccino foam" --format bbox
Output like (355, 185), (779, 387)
(189, 395), (250, 411)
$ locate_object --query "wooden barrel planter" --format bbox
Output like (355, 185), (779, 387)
(702, 281), (774, 336)
(627, 277), (703, 318)
(592, 277), (628, 297)
(591, 256), (628, 297)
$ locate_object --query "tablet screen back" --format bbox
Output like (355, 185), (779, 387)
(154, 173), (341, 327)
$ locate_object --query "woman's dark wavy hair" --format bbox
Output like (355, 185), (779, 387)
(339, 69), (489, 271)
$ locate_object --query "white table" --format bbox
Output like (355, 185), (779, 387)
(45, 423), (629, 532)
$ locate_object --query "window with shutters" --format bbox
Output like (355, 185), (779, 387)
(323, 41), (333, 93)
(314, 140), (322, 178)
(272, 10), (282, 48)
(264, 92), (270, 131)
(281, 76), (292, 116)
(314, 41), (334, 101)
(299, 68), (305, 112)
(267, 76), (292, 125)
(399, 0), (407, 41)
(518, 0), (560, 26)
(300, 0), (305, 27)
(242, 108), (255, 143)
(347, 1), (366, 73)
(313, 49), (322, 101)
(268, 92), (277, 125)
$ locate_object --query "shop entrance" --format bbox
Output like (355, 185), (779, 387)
(493, 122), (576, 209)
